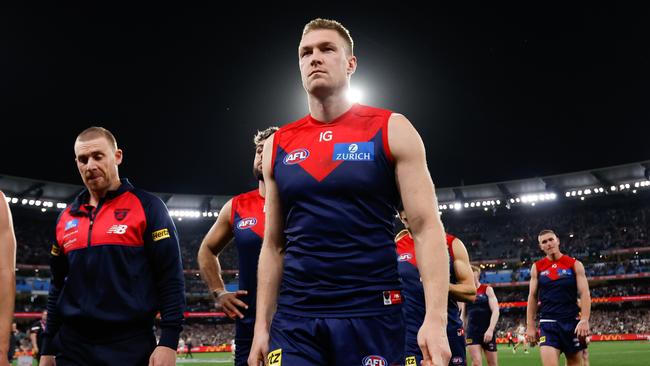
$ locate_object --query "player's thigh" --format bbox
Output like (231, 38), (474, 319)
(540, 346), (561, 366)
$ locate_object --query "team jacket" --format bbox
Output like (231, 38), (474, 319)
(41, 179), (185, 354)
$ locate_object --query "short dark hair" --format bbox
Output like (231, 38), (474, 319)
(253, 126), (279, 146)
(538, 229), (557, 238)
(76, 126), (118, 151)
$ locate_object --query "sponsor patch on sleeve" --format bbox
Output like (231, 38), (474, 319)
(268, 348), (282, 366)
(405, 356), (417, 365)
(50, 244), (60, 256)
(152, 228), (170, 242)
(539, 335), (546, 344)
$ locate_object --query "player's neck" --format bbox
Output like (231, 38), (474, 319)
(308, 93), (353, 122)
(547, 252), (563, 261)
(258, 180), (266, 198)
(88, 178), (121, 207)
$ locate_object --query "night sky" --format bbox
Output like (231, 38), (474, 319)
(2, 5), (648, 196)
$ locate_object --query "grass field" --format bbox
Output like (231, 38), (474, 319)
(13, 341), (650, 365)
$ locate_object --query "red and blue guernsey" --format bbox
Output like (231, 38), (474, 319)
(229, 189), (265, 322)
(535, 255), (580, 320)
(466, 284), (492, 336)
(397, 231), (462, 352)
(271, 104), (401, 317)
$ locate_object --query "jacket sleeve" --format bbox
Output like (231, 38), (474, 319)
(143, 195), (185, 350)
(40, 218), (69, 355)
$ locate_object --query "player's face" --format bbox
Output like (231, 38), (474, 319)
(252, 141), (265, 181)
(74, 137), (122, 193)
(538, 233), (560, 255)
(299, 29), (356, 98)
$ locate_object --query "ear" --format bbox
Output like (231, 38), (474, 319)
(115, 149), (123, 166)
(347, 55), (357, 76)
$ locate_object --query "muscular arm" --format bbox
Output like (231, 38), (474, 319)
(389, 114), (450, 364)
(197, 199), (249, 318)
(0, 192), (16, 359)
(526, 264), (539, 341)
(249, 134), (285, 365)
(575, 260), (591, 337)
(198, 199), (234, 294)
(486, 286), (500, 334)
(449, 238), (476, 303)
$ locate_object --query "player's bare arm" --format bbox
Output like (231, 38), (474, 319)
(389, 113), (451, 366)
(485, 286), (500, 343)
(198, 199), (249, 319)
(574, 260), (591, 338)
(249, 134), (285, 366)
(526, 264), (539, 343)
(449, 238), (477, 303)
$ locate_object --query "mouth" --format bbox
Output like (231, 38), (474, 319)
(309, 70), (325, 77)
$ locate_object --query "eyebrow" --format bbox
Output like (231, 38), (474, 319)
(300, 41), (338, 52)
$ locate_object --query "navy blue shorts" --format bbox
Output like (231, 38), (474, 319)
(268, 311), (404, 365)
(235, 318), (254, 366)
(403, 325), (465, 366)
(539, 320), (586, 355)
(53, 326), (156, 366)
(466, 329), (497, 352)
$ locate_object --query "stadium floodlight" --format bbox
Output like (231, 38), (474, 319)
(11, 198), (18, 204)
(580, 197), (585, 201)
(21, 199), (27, 205)
(464, 203), (469, 208)
(584, 189), (591, 195)
(565, 192), (571, 197)
(577, 190), (582, 196)
(635, 182), (640, 188)
(610, 186), (616, 191)
(510, 198), (515, 203)
(470, 202), (475, 207)
(484, 207), (488, 211)
(346, 87), (363, 103)
(453, 203), (461, 210)
(35, 200), (42, 206)
(442, 205), (448, 210)
(633, 190), (637, 194)
(531, 202), (536, 206)
(41, 208), (46, 212)
(515, 198), (521, 203)
(625, 183), (630, 189)
(496, 200), (501, 205)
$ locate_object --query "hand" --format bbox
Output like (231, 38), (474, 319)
(248, 329), (269, 366)
(148, 346), (176, 366)
(483, 329), (493, 343)
(39, 355), (56, 366)
(417, 320), (451, 366)
(575, 319), (590, 339)
(525, 326), (537, 344)
(215, 290), (249, 319)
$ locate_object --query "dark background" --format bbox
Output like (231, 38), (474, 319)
(2, 5), (648, 195)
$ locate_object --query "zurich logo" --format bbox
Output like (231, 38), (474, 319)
(237, 217), (257, 229)
(362, 355), (387, 366)
(348, 143), (358, 153)
(398, 253), (412, 262)
(283, 148), (310, 165)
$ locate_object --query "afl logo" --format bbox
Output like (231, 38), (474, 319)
(362, 355), (387, 366)
(237, 217), (257, 229)
(283, 148), (310, 165)
(348, 143), (358, 153)
(398, 253), (412, 262)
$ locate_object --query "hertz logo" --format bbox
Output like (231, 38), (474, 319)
(405, 356), (416, 365)
(268, 349), (282, 365)
(50, 244), (60, 256)
(152, 228), (170, 242)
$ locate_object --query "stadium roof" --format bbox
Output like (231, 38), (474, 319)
(2, 159), (649, 214)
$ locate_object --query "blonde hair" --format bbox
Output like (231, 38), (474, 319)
(303, 18), (354, 56)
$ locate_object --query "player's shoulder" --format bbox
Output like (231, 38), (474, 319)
(353, 104), (392, 118)
(276, 115), (312, 135)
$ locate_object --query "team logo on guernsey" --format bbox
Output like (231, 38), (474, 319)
(398, 253), (412, 262)
(237, 217), (257, 229)
(333, 142), (374, 161)
(64, 219), (79, 231)
(451, 356), (464, 365)
(362, 355), (387, 366)
(268, 349), (282, 365)
(114, 208), (130, 221)
(283, 148), (310, 165)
